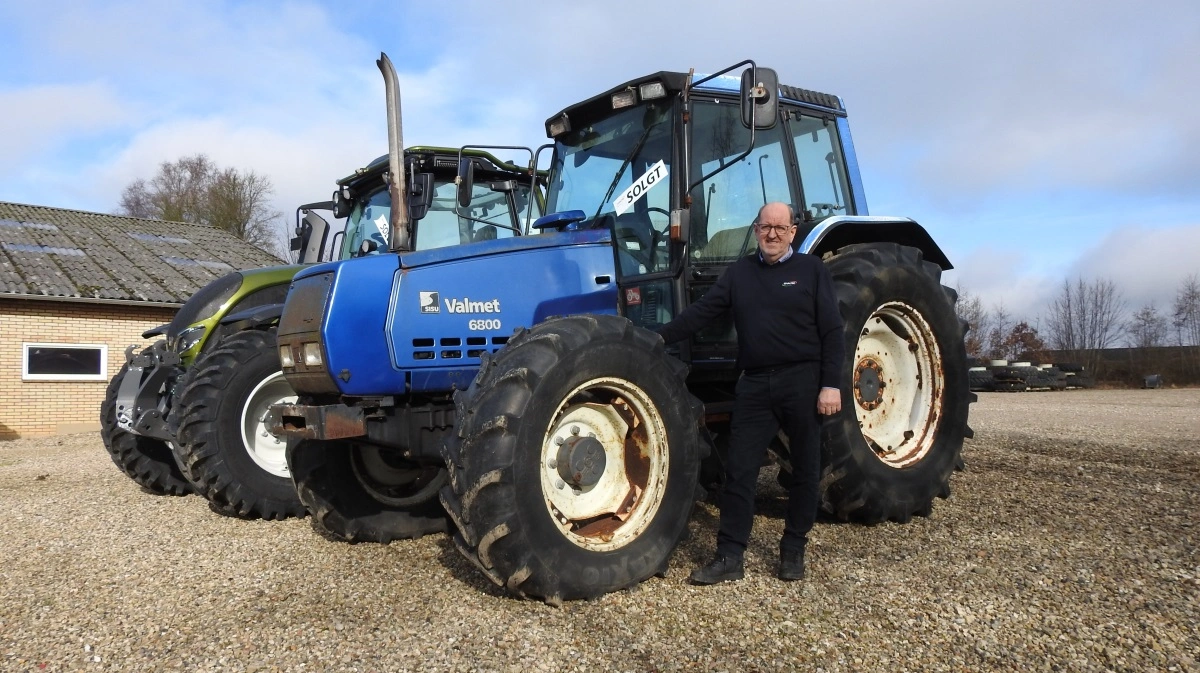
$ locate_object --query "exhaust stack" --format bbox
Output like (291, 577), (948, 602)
(377, 52), (411, 252)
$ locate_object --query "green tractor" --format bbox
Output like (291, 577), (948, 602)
(100, 147), (540, 521)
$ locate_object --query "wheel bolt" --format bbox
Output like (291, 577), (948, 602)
(547, 458), (557, 469)
(570, 425), (580, 435)
(555, 479), (566, 490)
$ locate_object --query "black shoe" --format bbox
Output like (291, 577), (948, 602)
(689, 554), (744, 585)
(779, 549), (805, 581)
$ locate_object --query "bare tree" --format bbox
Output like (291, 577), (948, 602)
(953, 284), (989, 360)
(1044, 277), (1126, 373)
(120, 154), (215, 223)
(1126, 302), (1168, 348)
(118, 154), (282, 254)
(985, 302), (1012, 361)
(206, 167), (280, 250)
(1172, 273), (1200, 347)
(1172, 274), (1200, 377)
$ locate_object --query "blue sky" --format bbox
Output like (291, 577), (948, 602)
(2, 1), (1197, 326)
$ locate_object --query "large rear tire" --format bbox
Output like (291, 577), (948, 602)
(821, 243), (972, 523)
(440, 314), (703, 603)
(99, 363), (192, 495)
(174, 330), (306, 520)
(287, 439), (449, 542)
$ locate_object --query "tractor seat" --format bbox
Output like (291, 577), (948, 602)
(699, 226), (754, 260)
(613, 212), (653, 254)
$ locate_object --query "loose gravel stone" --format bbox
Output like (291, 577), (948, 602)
(1, 389), (1197, 671)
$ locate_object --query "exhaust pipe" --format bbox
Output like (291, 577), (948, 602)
(377, 52), (411, 252)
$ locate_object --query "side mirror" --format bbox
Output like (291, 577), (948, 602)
(740, 67), (779, 130)
(456, 159), (476, 208)
(408, 172), (434, 221)
(292, 203), (333, 263)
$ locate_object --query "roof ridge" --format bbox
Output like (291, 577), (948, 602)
(0, 199), (216, 229)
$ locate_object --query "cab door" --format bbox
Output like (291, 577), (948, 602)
(678, 98), (799, 372)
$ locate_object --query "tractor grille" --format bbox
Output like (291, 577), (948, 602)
(410, 335), (509, 362)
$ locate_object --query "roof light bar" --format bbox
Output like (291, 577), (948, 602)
(611, 88), (637, 110)
(638, 81), (667, 100)
(547, 114), (571, 138)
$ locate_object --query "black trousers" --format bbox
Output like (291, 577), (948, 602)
(716, 361), (822, 558)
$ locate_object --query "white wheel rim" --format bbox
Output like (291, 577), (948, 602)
(540, 376), (670, 552)
(240, 371), (296, 478)
(852, 301), (944, 468)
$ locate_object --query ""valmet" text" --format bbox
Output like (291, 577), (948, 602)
(444, 297), (501, 314)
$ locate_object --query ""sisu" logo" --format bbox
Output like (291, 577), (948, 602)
(419, 291), (440, 313)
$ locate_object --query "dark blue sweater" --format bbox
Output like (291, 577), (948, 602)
(657, 252), (845, 389)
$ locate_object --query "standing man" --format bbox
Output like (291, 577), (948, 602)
(656, 202), (844, 583)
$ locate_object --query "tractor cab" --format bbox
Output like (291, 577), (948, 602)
(487, 64), (868, 391)
(290, 148), (542, 264)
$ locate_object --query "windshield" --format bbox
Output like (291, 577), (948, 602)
(418, 177), (538, 249)
(340, 173), (540, 257)
(340, 188), (390, 259)
(547, 99), (674, 275)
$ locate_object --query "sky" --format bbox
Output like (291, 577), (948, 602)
(1, 0), (1197, 331)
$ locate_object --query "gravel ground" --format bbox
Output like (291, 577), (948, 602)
(1, 389), (1197, 672)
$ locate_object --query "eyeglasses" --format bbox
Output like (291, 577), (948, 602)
(754, 223), (794, 236)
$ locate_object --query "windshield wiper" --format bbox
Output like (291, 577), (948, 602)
(588, 121), (658, 226)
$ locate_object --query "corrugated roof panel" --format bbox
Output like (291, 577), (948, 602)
(0, 245), (30, 294)
(0, 201), (283, 304)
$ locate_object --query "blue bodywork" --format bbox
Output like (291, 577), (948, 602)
(296, 228), (617, 396)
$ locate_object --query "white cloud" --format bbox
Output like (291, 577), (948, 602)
(1066, 223), (1200, 311)
(0, 83), (130, 173)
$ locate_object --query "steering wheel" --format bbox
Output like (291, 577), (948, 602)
(644, 207), (670, 269)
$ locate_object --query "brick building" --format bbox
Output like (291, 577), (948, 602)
(0, 201), (283, 439)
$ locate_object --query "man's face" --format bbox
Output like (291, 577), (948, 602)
(754, 205), (796, 264)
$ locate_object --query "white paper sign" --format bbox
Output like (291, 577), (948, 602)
(613, 160), (668, 216)
(374, 213), (390, 241)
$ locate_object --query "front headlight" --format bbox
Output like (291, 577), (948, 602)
(279, 345), (295, 368)
(302, 342), (323, 367)
(166, 272), (244, 349)
(176, 325), (207, 353)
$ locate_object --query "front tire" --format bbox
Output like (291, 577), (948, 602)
(821, 243), (972, 523)
(100, 362), (192, 495)
(440, 315), (703, 603)
(174, 330), (306, 520)
(287, 439), (449, 542)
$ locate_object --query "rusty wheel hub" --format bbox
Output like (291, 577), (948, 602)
(854, 357), (885, 411)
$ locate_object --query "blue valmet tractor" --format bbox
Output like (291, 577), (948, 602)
(272, 54), (973, 603)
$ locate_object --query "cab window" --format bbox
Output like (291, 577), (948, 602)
(688, 99), (793, 264)
(790, 114), (851, 221)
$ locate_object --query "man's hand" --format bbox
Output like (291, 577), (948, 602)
(817, 387), (841, 416)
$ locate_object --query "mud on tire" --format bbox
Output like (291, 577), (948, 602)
(100, 362), (192, 495)
(174, 330), (306, 520)
(440, 314), (704, 603)
(821, 243), (972, 524)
